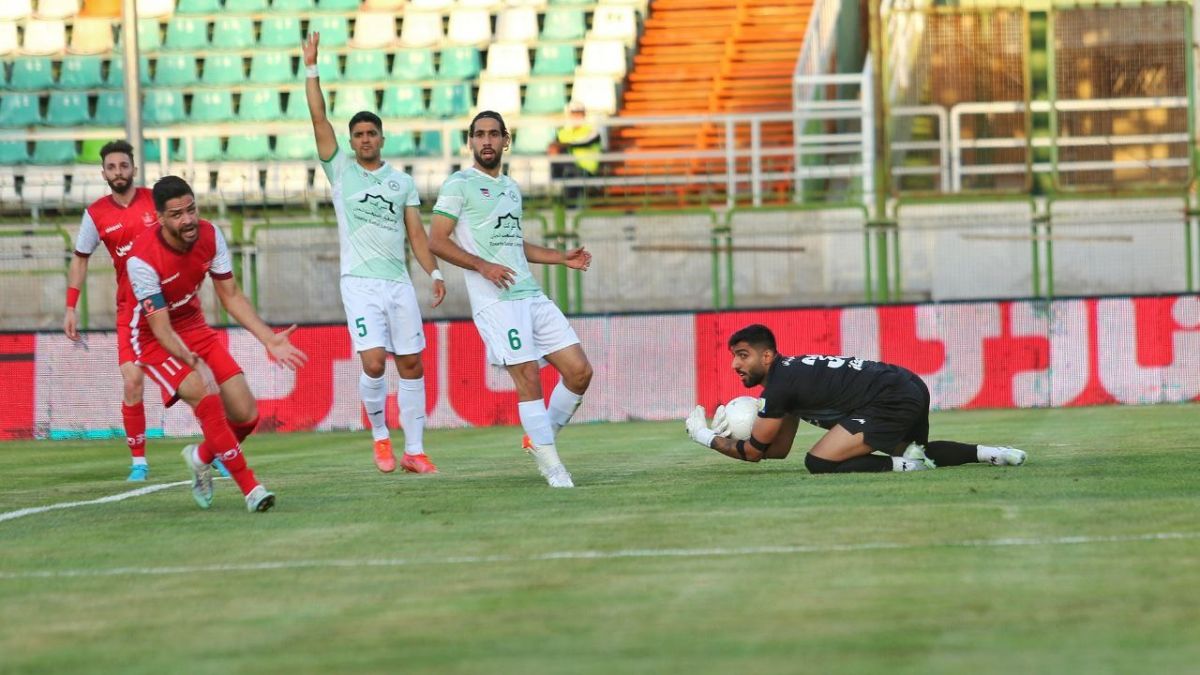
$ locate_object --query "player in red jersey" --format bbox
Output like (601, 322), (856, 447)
(63, 140), (161, 481)
(125, 176), (307, 512)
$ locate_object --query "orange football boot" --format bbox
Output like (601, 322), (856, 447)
(373, 438), (396, 473)
(400, 453), (438, 474)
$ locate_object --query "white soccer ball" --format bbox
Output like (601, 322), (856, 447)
(724, 396), (761, 441)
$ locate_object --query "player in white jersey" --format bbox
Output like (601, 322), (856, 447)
(429, 111), (594, 488)
(303, 32), (446, 474)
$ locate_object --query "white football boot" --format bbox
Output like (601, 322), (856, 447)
(181, 444), (214, 509)
(893, 443), (937, 472)
(245, 485), (276, 512)
(523, 438), (575, 488)
(978, 445), (1027, 466)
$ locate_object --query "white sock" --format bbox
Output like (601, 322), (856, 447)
(518, 399), (555, 447)
(546, 380), (583, 437)
(892, 456), (921, 472)
(397, 376), (426, 456)
(131, 457), (148, 466)
(359, 372), (390, 442)
(977, 445), (1001, 462)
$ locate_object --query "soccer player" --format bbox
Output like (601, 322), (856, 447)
(63, 140), (161, 481)
(302, 32), (446, 474)
(126, 176), (307, 512)
(429, 111), (594, 488)
(685, 324), (1027, 473)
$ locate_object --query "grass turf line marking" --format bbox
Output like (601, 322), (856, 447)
(0, 481), (190, 524)
(1, 531), (1196, 580)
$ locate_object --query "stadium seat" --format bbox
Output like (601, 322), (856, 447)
(439, 46), (481, 80)
(22, 19), (66, 55)
(201, 53), (244, 85)
(79, 0), (120, 15)
(76, 137), (107, 162)
(0, 22), (18, 56)
(350, 12), (397, 49)
(45, 91), (90, 126)
(224, 0), (268, 11)
(459, 0), (501, 9)
(226, 134), (271, 161)
(238, 88), (283, 120)
(446, 8), (490, 46)
(428, 82), (470, 118)
(217, 163), (265, 203)
(548, 0), (592, 5)
(8, 57), (55, 89)
(58, 55), (105, 88)
(135, 0), (176, 18)
(211, 17), (255, 50)
(495, 7), (538, 43)
(106, 54), (152, 87)
(68, 165), (109, 204)
(392, 48), (435, 81)
(332, 85), (376, 119)
(512, 123), (557, 155)
(316, 51), (342, 81)
(416, 129), (463, 157)
(532, 44), (577, 76)
(283, 87), (311, 120)
(541, 8), (585, 41)
(409, 0), (451, 9)
(523, 80), (566, 114)
(570, 75), (615, 114)
(264, 162), (311, 201)
(380, 84), (424, 118)
(484, 42), (530, 79)
(344, 50), (388, 82)
(249, 51), (294, 84)
(363, 0), (405, 8)
(142, 136), (175, 163)
(270, 0), (314, 10)
(23, 166), (67, 204)
(384, 129), (415, 156)
(260, 17), (301, 49)
(273, 132), (315, 160)
(175, 0), (220, 14)
(0, 94), (42, 127)
(32, 140), (77, 165)
(125, 18), (163, 51)
(590, 5), (638, 43)
(399, 12), (443, 48)
(143, 89), (186, 125)
(68, 17), (114, 55)
(92, 91), (126, 125)
(191, 89), (235, 123)
(154, 52), (199, 86)
(164, 16), (207, 51)
(475, 78), (521, 116)
(579, 40), (626, 77)
(0, 0), (32, 21)
(316, 0), (359, 9)
(174, 135), (222, 161)
(307, 14), (350, 47)
(0, 141), (30, 164)
(35, 0), (80, 20)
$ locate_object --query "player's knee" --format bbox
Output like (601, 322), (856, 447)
(805, 453), (840, 474)
(569, 361), (593, 392)
(361, 360), (386, 379)
(395, 354), (423, 379)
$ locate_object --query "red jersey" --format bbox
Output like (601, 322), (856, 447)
(124, 220), (234, 350)
(73, 187), (160, 309)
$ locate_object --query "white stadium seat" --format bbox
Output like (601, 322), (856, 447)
(69, 18), (115, 55)
(265, 162), (312, 203)
(0, 168), (20, 206)
(570, 75), (616, 114)
(0, 22), (19, 55)
(578, 40), (627, 77)
(399, 11), (443, 48)
(22, 19), (66, 55)
(350, 12), (398, 49)
(35, 0), (79, 20)
(484, 42), (530, 79)
(135, 0), (176, 19)
(590, 5), (638, 44)
(495, 7), (538, 43)
(23, 167), (67, 208)
(475, 77), (521, 116)
(407, 0), (451, 9)
(362, 0), (407, 9)
(458, 0), (502, 9)
(217, 163), (265, 204)
(0, 0), (33, 21)
(446, 7), (491, 46)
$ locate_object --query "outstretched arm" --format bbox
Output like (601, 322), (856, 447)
(212, 275), (307, 370)
(302, 32), (337, 162)
(404, 206), (445, 308)
(686, 409), (786, 462)
(523, 242), (591, 270)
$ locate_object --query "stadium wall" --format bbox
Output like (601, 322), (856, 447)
(1, 293), (1198, 441)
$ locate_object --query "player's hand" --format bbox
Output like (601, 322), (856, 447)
(301, 32), (319, 66)
(564, 246), (591, 271)
(63, 308), (80, 341)
(711, 404), (730, 437)
(191, 354), (220, 395)
(477, 261), (516, 289)
(430, 279), (446, 308)
(685, 405), (716, 448)
(266, 324), (309, 370)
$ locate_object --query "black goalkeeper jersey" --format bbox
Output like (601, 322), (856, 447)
(758, 354), (915, 429)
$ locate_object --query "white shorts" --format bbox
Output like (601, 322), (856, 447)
(340, 276), (426, 355)
(474, 295), (580, 366)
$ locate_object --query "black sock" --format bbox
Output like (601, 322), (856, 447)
(832, 454), (892, 473)
(925, 440), (978, 466)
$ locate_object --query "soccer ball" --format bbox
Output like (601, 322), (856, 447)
(724, 396), (761, 441)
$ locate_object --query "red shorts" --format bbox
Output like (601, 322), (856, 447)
(116, 302), (135, 366)
(137, 325), (243, 407)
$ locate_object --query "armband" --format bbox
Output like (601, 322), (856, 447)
(66, 287), (80, 309)
(139, 293), (168, 316)
(748, 435), (770, 452)
(430, 269), (444, 281)
(735, 440), (748, 461)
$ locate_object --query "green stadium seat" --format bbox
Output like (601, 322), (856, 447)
(174, 135), (222, 161)
(58, 55), (105, 89)
(317, 0), (360, 9)
(283, 87), (312, 120)
(77, 138), (109, 163)
(270, 0), (314, 10)
(249, 51), (294, 84)
(273, 132), (316, 160)
(106, 55), (152, 87)
(307, 15), (350, 47)
(239, 89), (283, 121)
(438, 46), (480, 80)
(532, 44), (577, 76)
(428, 82), (471, 118)
(392, 48), (436, 81)
(164, 17), (208, 51)
(45, 92), (90, 126)
(259, 17), (301, 49)
(416, 129), (464, 157)
(224, 0), (268, 11)
(227, 134), (271, 161)
(0, 141), (30, 164)
(385, 130), (415, 156)
(143, 89), (186, 125)
(32, 140), (77, 165)
(136, 18), (163, 51)
(93, 91), (126, 125)
(523, 80), (566, 114)
(332, 85), (376, 119)
(512, 123), (557, 154)
(142, 137), (170, 162)
(344, 50), (388, 83)
(154, 53), (199, 86)
(8, 57), (55, 90)
(316, 51), (343, 82)
(542, 9), (585, 40)
(0, 93), (41, 127)
(201, 53), (245, 86)
(190, 90), (235, 123)
(211, 17), (256, 50)
(380, 84), (425, 118)
(175, 0), (221, 14)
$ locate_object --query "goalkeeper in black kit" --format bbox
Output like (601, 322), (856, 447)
(685, 324), (1027, 473)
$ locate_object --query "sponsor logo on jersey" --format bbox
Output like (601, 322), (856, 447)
(114, 242), (134, 258)
(358, 193), (396, 214)
(104, 223), (123, 234)
(480, 188), (491, 198)
(162, 272), (180, 284)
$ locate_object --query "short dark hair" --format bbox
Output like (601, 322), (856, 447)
(728, 324), (777, 352)
(99, 139), (134, 164)
(152, 175), (194, 212)
(348, 111), (382, 133)
(469, 110), (509, 137)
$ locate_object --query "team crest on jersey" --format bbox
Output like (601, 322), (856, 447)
(388, 180), (400, 191)
(142, 211), (156, 226)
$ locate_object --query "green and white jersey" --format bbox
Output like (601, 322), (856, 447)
(433, 167), (542, 313)
(321, 148), (420, 282)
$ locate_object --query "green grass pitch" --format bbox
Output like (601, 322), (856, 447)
(2, 405), (1199, 674)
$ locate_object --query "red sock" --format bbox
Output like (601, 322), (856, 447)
(121, 402), (146, 459)
(214, 446), (259, 496)
(195, 396), (260, 495)
(231, 415), (259, 443)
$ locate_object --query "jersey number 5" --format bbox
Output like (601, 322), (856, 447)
(355, 317), (368, 337)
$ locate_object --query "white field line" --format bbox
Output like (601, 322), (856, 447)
(1, 531), (1196, 581)
(0, 481), (190, 524)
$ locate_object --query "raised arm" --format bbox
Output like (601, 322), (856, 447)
(302, 32), (337, 162)
(404, 206), (445, 308)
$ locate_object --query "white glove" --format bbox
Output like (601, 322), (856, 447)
(685, 405), (716, 447)
(711, 404), (730, 437)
